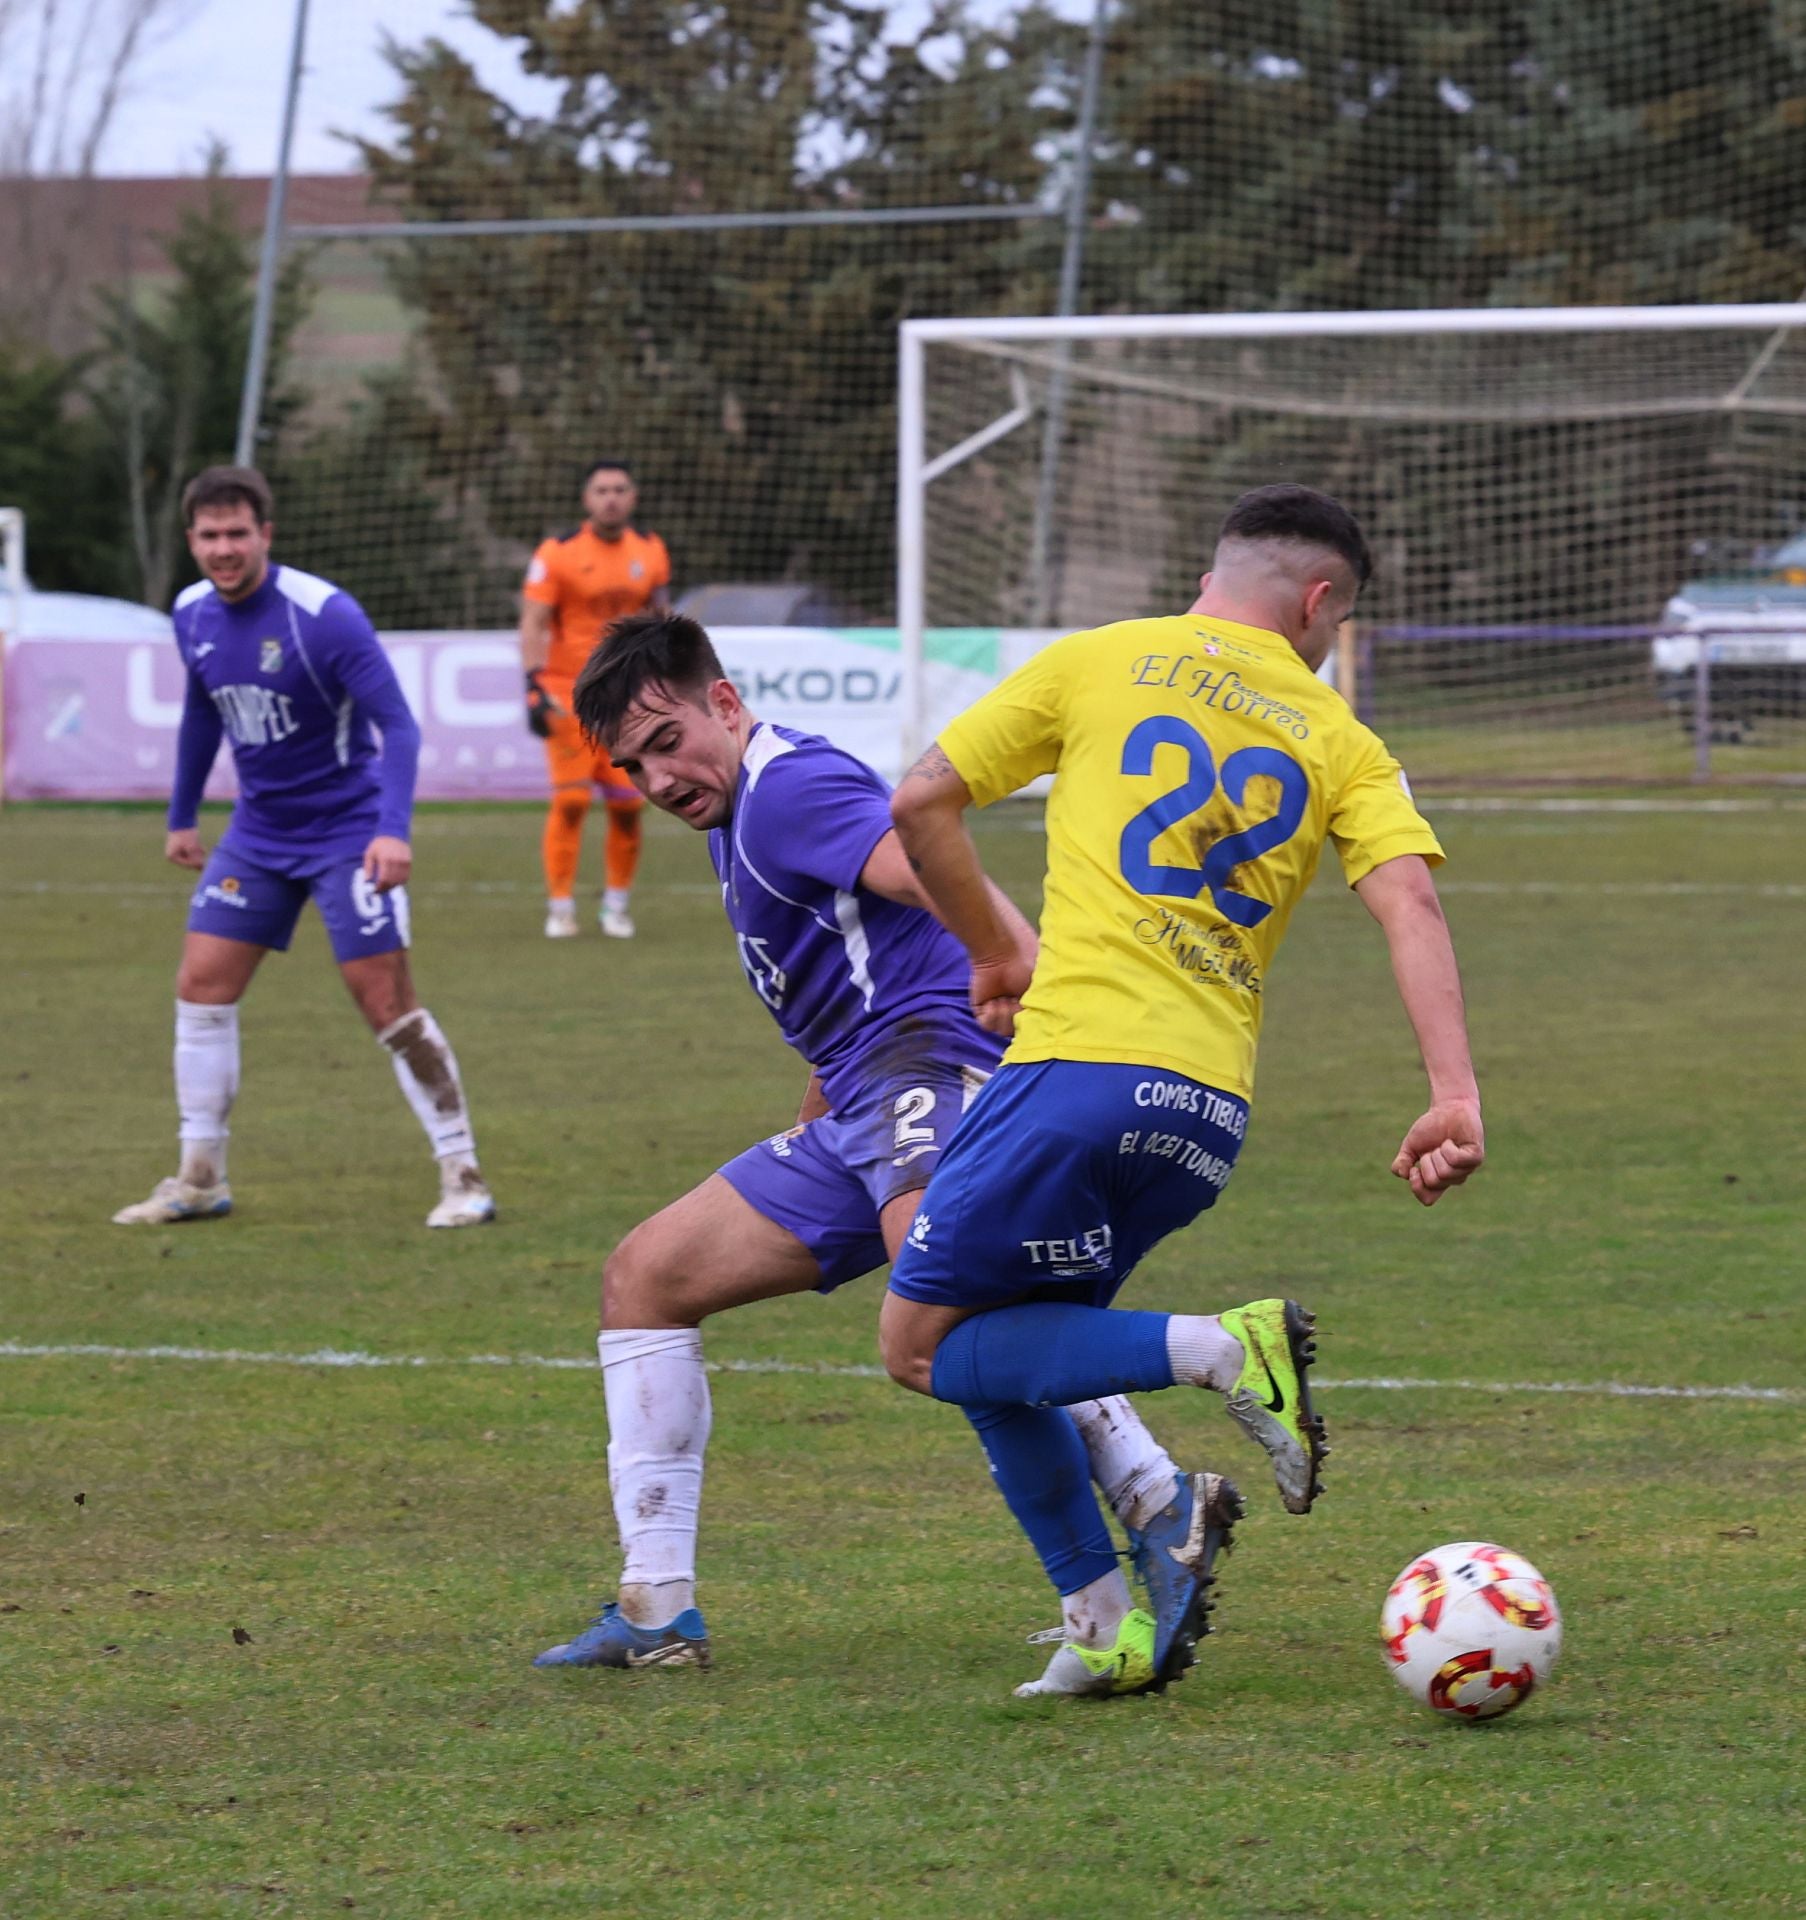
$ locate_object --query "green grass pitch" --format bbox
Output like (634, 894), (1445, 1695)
(2, 799), (1801, 1918)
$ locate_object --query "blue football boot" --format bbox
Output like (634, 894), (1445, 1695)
(1127, 1470), (1243, 1687)
(533, 1601), (711, 1670)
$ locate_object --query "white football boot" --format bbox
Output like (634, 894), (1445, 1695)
(598, 901), (635, 940)
(112, 1175), (233, 1225)
(544, 900), (580, 939)
(427, 1160), (496, 1229)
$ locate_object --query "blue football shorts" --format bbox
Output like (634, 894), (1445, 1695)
(886, 1059), (1250, 1311)
(187, 844), (411, 964)
(719, 1057), (994, 1291)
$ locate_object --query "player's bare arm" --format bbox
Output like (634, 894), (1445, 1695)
(1353, 853), (1484, 1206)
(859, 828), (1038, 1034)
(518, 596), (554, 674)
(519, 599), (563, 738)
(796, 1070), (830, 1125)
(889, 743), (1032, 1027)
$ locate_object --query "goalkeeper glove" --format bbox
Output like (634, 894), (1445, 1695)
(524, 669), (561, 738)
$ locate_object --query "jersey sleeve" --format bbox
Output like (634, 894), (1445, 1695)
(936, 635), (1073, 806)
(522, 539), (561, 607)
(167, 638), (222, 832)
(745, 750), (895, 895)
(316, 597), (421, 842)
(1328, 730), (1445, 888)
(647, 534), (671, 592)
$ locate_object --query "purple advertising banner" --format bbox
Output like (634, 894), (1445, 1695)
(1, 625), (1038, 799)
(3, 630), (547, 803)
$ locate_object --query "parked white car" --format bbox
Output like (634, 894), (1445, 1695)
(1656, 538), (1806, 742)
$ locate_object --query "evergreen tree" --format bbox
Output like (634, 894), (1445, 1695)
(0, 343), (129, 597)
(305, 2), (1078, 617)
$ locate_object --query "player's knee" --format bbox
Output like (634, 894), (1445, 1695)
(601, 1227), (694, 1329)
(607, 804), (642, 839)
(551, 787), (590, 830)
(175, 957), (239, 1004)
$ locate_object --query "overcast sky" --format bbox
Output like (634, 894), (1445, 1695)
(92, 0), (1064, 177)
(100, 1), (556, 176)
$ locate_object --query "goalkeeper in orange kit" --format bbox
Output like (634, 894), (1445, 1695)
(519, 459), (672, 938)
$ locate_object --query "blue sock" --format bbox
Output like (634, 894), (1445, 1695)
(931, 1303), (1175, 1408)
(966, 1403), (1119, 1596)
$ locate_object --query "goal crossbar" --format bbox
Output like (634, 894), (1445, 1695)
(896, 303), (1806, 767)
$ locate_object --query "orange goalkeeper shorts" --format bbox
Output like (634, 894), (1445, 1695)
(541, 701), (644, 808)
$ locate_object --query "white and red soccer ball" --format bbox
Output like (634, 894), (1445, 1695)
(1380, 1542), (1562, 1721)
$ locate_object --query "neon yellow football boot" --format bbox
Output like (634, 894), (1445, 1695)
(1013, 1606), (1164, 1699)
(1217, 1298), (1329, 1514)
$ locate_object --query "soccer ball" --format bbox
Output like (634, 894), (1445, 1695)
(1380, 1541), (1562, 1721)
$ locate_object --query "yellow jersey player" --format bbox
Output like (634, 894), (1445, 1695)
(879, 484), (1485, 1699)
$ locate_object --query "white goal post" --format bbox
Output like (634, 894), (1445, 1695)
(898, 304), (1806, 785)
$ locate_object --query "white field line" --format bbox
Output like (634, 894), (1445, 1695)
(4, 877), (1802, 904)
(1426, 796), (1806, 813)
(0, 1339), (1797, 1405)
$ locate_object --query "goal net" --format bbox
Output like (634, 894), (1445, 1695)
(902, 309), (1806, 785)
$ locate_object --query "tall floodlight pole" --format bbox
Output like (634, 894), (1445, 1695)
(1027, 0), (1109, 626)
(235, 0), (311, 467)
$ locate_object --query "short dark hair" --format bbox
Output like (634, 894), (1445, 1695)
(572, 610), (725, 746)
(182, 464), (274, 528)
(1218, 483), (1372, 588)
(582, 458), (635, 488)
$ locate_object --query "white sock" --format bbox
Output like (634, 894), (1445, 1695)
(376, 1008), (476, 1160)
(1166, 1314), (1245, 1391)
(1062, 1566), (1134, 1649)
(174, 999), (238, 1185)
(1069, 1396), (1181, 1533)
(603, 886), (631, 912)
(601, 1328), (711, 1626)
(548, 895), (574, 912)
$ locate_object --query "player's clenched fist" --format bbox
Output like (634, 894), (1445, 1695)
(970, 950), (1033, 1038)
(1391, 1100), (1485, 1206)
(165, 827), (207, 869)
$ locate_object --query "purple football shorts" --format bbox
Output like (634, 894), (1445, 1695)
(187, 844), (410, 964)
(719, 1056), (993, 1290)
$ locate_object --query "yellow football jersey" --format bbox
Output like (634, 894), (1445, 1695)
(939, 613), (1444, 1100)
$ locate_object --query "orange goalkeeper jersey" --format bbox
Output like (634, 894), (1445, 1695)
(522, 523), (671, 687)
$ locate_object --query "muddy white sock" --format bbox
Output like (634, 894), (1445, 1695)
(377, 1008), (476, 1160)
(1062, 1565), (1134, 1649)
(601, 1328), (710, 1626)
(1069, 1396), (1180, 1532)
(175, 1000), (238, 1183)
(1165, 1314), (1244, 1390)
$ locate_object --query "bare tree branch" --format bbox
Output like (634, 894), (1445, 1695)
(1, 0), (203, 341)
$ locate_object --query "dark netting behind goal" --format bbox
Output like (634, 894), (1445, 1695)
(911, 318), (1806, 784)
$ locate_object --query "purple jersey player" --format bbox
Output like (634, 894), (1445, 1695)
(112, 465), (493, 1232)
(527, 610), (1217, 1681)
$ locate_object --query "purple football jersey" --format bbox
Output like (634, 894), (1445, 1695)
(167, 564), (418, 867)
(708, 724), (1004, 1107)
